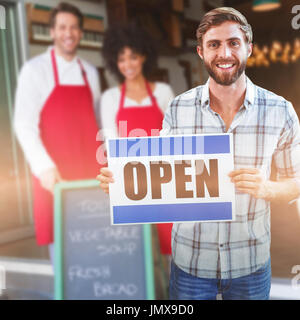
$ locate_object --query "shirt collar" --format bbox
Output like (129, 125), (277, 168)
(199, 76), (255, 109)
(47, 46), (78, 65)
(199, 78), (210, 109)
(244, 76), (255, 109)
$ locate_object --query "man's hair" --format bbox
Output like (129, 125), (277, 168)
(102, 23), (158, 82)
(196, 7), (252, 47)
(50, 2), (84, 30)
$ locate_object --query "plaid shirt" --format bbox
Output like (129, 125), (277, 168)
(161, 77), (300, 279)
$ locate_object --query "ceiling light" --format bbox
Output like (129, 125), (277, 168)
(253, 0), (281, 12)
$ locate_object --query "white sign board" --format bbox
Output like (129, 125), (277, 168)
(107, 134), (235, 225)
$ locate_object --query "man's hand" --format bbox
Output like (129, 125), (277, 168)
(97, 167), (114, 194)
(39, 167), (63, 193)
(228, 168), (273, 200)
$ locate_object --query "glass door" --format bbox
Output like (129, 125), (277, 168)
(0, 0), (34, 244)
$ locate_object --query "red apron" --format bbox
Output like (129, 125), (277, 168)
(116, 81), (172, 255)
(33, 49), (101, 245)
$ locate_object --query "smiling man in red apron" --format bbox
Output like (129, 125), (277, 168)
(14, 3), (101, 263)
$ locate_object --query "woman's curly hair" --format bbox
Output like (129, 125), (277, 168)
(101, 23), (158, 82)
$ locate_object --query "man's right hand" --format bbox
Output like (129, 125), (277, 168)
(97, 167), (114, 194)
(39, 167), (62, 193)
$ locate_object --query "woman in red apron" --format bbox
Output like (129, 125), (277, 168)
(100, 24), (174, 256)
(33, 48), (101, 246)
(116, 75), (172, 256)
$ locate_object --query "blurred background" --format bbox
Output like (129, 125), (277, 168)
(0, 0), (299, 300)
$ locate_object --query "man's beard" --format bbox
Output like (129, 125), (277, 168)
(204, 58), (247, 86)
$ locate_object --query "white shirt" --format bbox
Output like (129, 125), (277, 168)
(14, 47), (101, 177)
(100, 82), (174, 138)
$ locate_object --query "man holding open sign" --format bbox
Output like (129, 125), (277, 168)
(98, 7), (300, 300)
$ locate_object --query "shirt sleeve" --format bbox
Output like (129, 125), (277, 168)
(273, 101), (300, 182)
(99, 89), (119, 139)
(158, 83), (175, 114)
(88, 66), (101, 126)
(160, 98), (176, 137)
(14, 62), (56, 177)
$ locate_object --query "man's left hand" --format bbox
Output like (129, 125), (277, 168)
(228, 168), (273, 200)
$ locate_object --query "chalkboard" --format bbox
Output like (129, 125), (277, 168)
(54, 180), (155, 300)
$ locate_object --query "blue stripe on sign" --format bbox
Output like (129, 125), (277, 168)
(174, 136), (183, 155)
(162, 137), (170, 156)
(113, 202), (232, 224)
(183, 136), (193, 155)
(108, 140), (117, 157)
(150, 137), (160, 156)
(108, 135), (230, 157)
(196, 135), (205, 154)
(128, 138), (149, 157)
(204, 135), (230, 154)
(119, 139), (128, 157)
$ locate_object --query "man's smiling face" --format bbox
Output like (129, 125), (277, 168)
(197, 21), (252, 86)
(50, 12), (82, 58)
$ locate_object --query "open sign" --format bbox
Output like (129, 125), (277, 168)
(107, 134), (236, 225)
